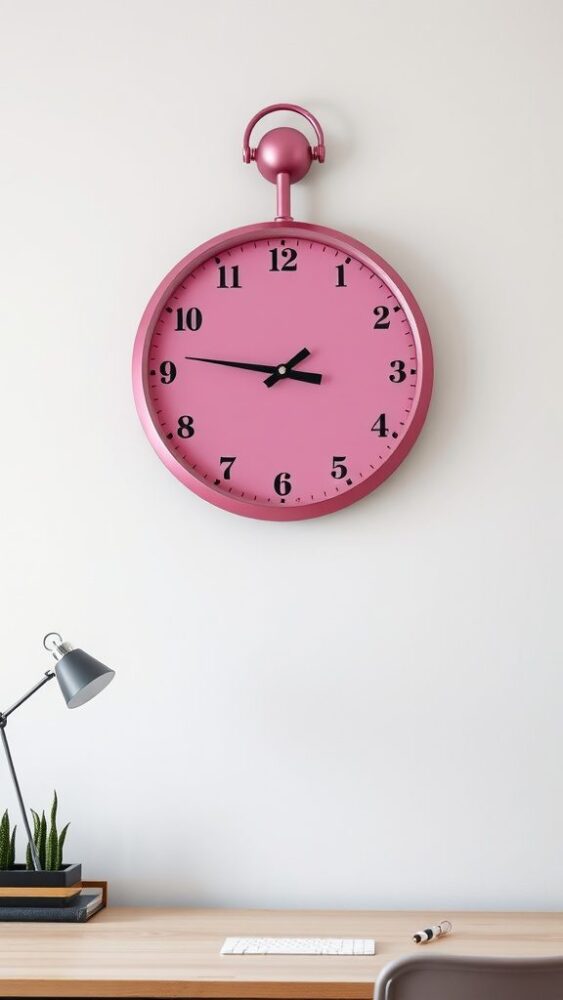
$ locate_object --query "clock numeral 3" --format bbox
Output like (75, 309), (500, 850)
(269, 248), (297, 272)
(389, 360), (406, 383)
(371, 413), (389, 437)
(159, 360), (176, 384)
(373, 306), (390, 329)
(220, 456), (236, 480)
(274, 472), (292, 496)
(175, 307), (202, 332)
(335, 264), (347, 287)
(177, 415), (195, 438)
(331, 456), (348, 480)
(218, 265), (241, 289)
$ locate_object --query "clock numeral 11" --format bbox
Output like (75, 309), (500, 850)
(217, 265), (241, 289)
(175, 307), (202, 331)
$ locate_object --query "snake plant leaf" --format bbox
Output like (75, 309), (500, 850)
(0, 811), (9, 870)
(9, 826), (16, 868)
(46, 791), (59, 871)
(38, 811), (47, 870)
(57, 822), (70, 870)
(50, 790), (58, 830)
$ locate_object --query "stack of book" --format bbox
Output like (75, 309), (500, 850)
(0, 865), (106, 922)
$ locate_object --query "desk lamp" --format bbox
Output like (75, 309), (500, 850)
(0, 632), (115, 871)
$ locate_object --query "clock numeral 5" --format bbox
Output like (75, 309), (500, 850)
(175, 307), (202, 332)
(220, 456), (236, 480)
(159, 361), (176, 384)
(371, 413), (389, 437)
(389, 360), (406, 383)
(274, 472), (292, 496)
(218, 265), (241, 289)
(177, 415), (195, 438)
(331, 456), (348, 480)
(269, 248), (297, 272)
(373, 306), (390, 329)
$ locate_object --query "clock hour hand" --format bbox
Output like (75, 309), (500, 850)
(264, 347), (321, 387)
(185, 355), (322, 385)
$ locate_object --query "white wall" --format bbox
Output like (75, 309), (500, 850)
(1, 0), (562, 909)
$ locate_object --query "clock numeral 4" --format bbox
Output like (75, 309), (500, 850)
(217, 265), (241, 289)
(389, 360), (406, 383)
(371, 413), (389, 437)
(331, 456), (348, 480)
(177, 415), (195, 438)
(373, 306), (390, 329)
(274, 472), (292, 496)
(175, 307), (202, 332)
(269, 248), (297, 272)
(159, 360), (176, 384)
(335, 264), (347, 287)
(220, 456), (236, 480)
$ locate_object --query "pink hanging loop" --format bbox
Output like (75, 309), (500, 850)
(242, 104), (325, 221)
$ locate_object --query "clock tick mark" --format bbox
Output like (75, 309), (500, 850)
(214, 479), (220, 486)
(346, 478), (353, 485)
(345, 257), (351, 264)
(393, 305), (402, 312)
(280, 239), (285, 245)
(214, 256), (221, 264)
(392, 432), (399, 439)
(165, 307), (173, 313)
(149, 369), (156, 375)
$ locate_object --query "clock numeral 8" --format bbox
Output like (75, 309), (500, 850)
(177, 415), (195, 439)
(274, 472), (292, 496)
(331, 456), (348, 480)
(175, 307), (202, 331)
(389, 360), (406, 383)
(159, 361), (176, 384)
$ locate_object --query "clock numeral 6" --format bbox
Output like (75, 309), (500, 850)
(389, 360), (406, 383)
(274, 472), (292, 496)
(220, 456), (236, 480)
(373, 306), (390, 329)
(159, 360), (176, 384)
(371, 413), (389, 437)
(331, 456), (348, 480)
(218, 265), (241, 289)
(269, 247), (297, 272)
(177, 415), (195, 439)
(175, 307), (202, 332)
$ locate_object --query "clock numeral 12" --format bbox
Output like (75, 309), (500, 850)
(371, 413), (389, 437)
(274, 472), (292, 496)
(177, 415), (195, 438)
(217, 265), (241, 289)
(269, 248), (297, 272)
(175, 307), (202, 331)
(220, 456), (236, 480)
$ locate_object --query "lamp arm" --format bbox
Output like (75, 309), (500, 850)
(0, 671), (56, 873)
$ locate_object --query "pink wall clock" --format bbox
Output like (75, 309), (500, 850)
(132, 104), (433, 520)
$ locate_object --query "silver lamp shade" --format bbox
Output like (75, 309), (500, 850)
(51, 642), (115, 709)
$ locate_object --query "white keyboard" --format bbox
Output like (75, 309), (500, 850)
(221, 937), (376, 956)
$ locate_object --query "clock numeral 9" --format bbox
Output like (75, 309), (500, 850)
(331, 456), (348, 480)
(218, 265), (241, 289)
(220, 456), (236, 480)
(371, 413), (389, 437)
(373, 306), (390, 329)
(389, 360), (406, 383)
(177, 415), (195, 439)
(274, 472), (292, 496)
(269, 247), (297, 272)
(159, 361), (176, 384)
(175, 307), (202, 331)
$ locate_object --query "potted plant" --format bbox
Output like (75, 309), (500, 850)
(0, 792), (81, 888)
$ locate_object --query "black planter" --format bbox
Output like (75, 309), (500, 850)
(0, 863), (81, 888)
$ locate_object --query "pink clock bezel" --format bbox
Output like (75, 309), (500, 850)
(132, 220), (433, 520)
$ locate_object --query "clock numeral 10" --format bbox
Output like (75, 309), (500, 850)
(274, 472), (292, 496)
(217, 265), (241, 289)
(220, 456), (236, 480)
(159, 361), (176, 384)
(331, 456), (348, 479)
(371, 413), (389, 437)
(177, 415), (195, 438)
(373, 306), (390, 329)
(269, 247), (297, 272)
(175, 307), (202, 331)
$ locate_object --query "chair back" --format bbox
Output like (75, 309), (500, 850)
(375, 954), (563, 1000)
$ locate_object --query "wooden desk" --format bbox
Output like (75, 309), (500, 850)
(0, 908), (562, 998)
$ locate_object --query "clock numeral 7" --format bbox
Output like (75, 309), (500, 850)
(217, 265), (241, 289)
(331, 456), (348, 480)
(274, 472), (292, 496)
(373, 306), (390, 329)
(175, 307), (202, 331)
(220, 456), (236, 480)
(269, 247), (297, 272)
(177, 415), (195, 438)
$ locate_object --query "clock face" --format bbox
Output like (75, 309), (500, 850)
(133, 224), (432, 519)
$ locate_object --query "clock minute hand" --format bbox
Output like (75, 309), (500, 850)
(185, 355), (322, 384)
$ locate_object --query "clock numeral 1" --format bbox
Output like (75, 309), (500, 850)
(219, 456), (236, 480)
(159, 360), (176, 384)
(269, 247), (297, 272)
(274, 472), (292, 496)
(373, 306), (390, 329)
(389, 360), (407, 383)
(177, 415), (195, 439)
(218, 265), (241, 289)
(335, 264), (347, 287)
(175, 307), (203, 331)
(371, 413), (389, 437)
(331, 456), (348, 480)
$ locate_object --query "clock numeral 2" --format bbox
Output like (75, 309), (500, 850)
(389, 360), (406, 383)
(218, 265), (241, 289)
(175, 307), (202, 331)
(274, 472), (292, 496)
(159, 360), (176, 384)
(177, 415), (195, 438)
(373, 306), (390, 329)
(331, 456), (348, 480)
(269, 248), (297, 272)
(371, 413), (389, 437)
(220, 456), (236, 480)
